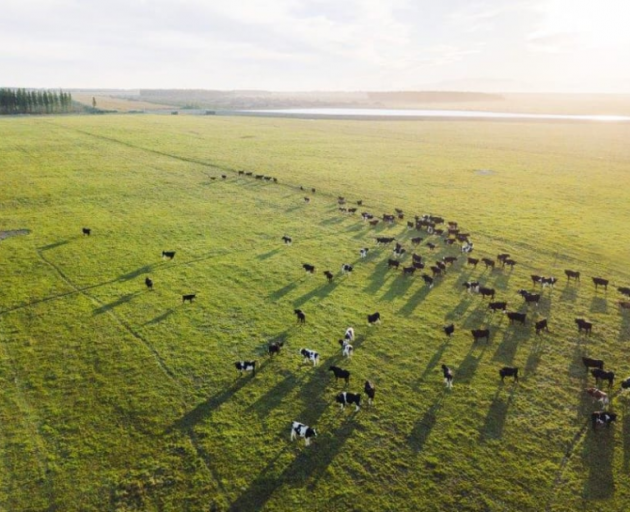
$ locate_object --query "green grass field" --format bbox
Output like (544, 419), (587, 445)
(1, 114), (629, 511)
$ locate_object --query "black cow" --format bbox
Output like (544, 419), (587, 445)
(403, 266), (416, 276)
(482, 258), (495, 269)
(497, 253), (510, 264)
(357, 200), (363, 206)
(518, 290), (540, 306)
(222, 174), (227, 179)
(565, 269), (581, 282)
(295, 309), (306, 324)
(412, 261), (425, 270)
(304, 197), (311, 203)
(617, 286), (630, 297)
(82, 227), (91, 236)
(411, 237), (423, 245)
(235, 361), (256, 376)
(162, 250), (176, 259)
(531, 275), (543, 286)
(182, 294), (196, 303)
(506, 311), (526, 325)
(444, 324), (455, 337)
(336, 392), (361, 411)
(479, 287), (496, 300)
(268, 341), (284, 357)
(302, 263), (315, 274)
(582, 357), (604, 370)
(367, 312), (381, 325)
(364, 381), (376, 405)
(412, 253), (423, 263)
(245, 171), (253, 176)
(238, 170), (244, 175)
(471, 329), (490, 342)
(145, 277), (153, 290)
(443, 256), (458, 265)
(329, 366), (350, 385)
(621, 377), (630, 390)
(427, 242), (436, 251)
(421, 274), (434, 288)
(282, 236), (292, 245)
(387, 259), (400, 269)
(324, 270), (334, 282)
(535, 318), (548, 335)
(504, 259), (517, 269)
(592, 277), (609, 291)
(592, 369), (615, 388)
(467, 257), (479, 268)
(500, 367), (519, 382)
(435, 261), (446, 271)
(488, 301), (507, 313)
(575, 318), (593, 334)
(592, 411), (617, 431)
(430, 266), (442, 277)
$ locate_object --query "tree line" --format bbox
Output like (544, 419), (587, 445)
(0, 88), (73, 115)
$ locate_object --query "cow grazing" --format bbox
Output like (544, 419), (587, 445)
(619, 301), (630, 310)
(268, 341), (284, 357)
(403, 266), (416, 276)
(497, 253), (510, 264)
(518, 290), (541, 306)
(311, 188), (315, 193)
(290, 421), (317, 446)
(360, 248), (369, 258)
(412, 261), (425, 270)
(592, 369), (615, 388)
(82, 227), (91, 236)
(586, 388), (609, 406)
(300, 348), (319, 366)
(541, 276), (557, 288)
(618, 286), (630, 297)
(348, 208), (357, 214)
(479, 287), (496, 300)
(471, 329), (490, 343)
(463, 281), (480, 293)
(407, 221), (415, 229)
(304, 197), (311, 203)
(505, 311), (527, 325)
(295, 309), (306, 324)
(145, 277), (153, 290)
(387, 259), (400, 269)
(302, 263), (315, 274)
(329, 366), (350, 385)
(461, 242), (474, 253)
(338, 339), (354, 358)
(430, 266), (443, 278)
(427, 242), (436, 251)
(245, 171), (253, 176)
(367, 312), (381, 325)
(421, 274), (434, 288)
(444, 238), (456, 246)
(482, 258), (495, 269)
(444, 324), (455, 337)
(369, 219), (379, 226)
(565, 270), (580, 282)
(535, 318), (548, 335)
(336, 392), (361, 411)
(282, 236), (293, 245)
(255, 174), (264, 180)
(467, 257), (479, 268)
(324, 270), (334, 282)
(182, 294), (196, 303)
(222, 174), (227, 179)
(412, 253), (423, 263)
(443, 256), (458, 266)
(364, 381), (376, 404)
(488, 301), (507, 313)
(442, 364), (454, 389)
(235, 361), (256, 376)
(592, 411), (617, 430)
(582, 357), (604, 371)
(499, 367), (519, 382)
(162, 250), (176, 260)
(357, 200), (363, 206)
(411, 237), (423, 246)
(341, 264), (353, 274)
(435, 261), (447, 271)
(376, 237), (395, 245)
(504, 259), (517, 269)
(621, 377), (630, 390)
(575, 317), (593, 334)
(238, 170), (244, 175)
(592, 277), (609, 291)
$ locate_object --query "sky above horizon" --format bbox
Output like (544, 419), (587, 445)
(3, 0), (629, 93)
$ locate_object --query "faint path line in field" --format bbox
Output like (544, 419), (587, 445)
(545, 389), (622, 511)
(0, 330), (55, 507)
(186, 428), (228, 495)
(36, 248), (182, 387)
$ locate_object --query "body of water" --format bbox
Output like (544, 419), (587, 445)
(237, 107), (630, 122)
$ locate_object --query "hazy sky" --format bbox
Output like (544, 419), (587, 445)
(3, 0), (629, 92)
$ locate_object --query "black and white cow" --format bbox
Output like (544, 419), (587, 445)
(341, 264), (353, 274)
(295, 309), (306, 324)
(336, 392), (361, 411)
(367, 312), (381, 325)
(324, 270), (334, 282)
(591, 411), (617, 431)
(290, 421), (317, 446)
(360, 248), (369, 258)
(338, 339), (354, 358)
(444, 324), (455, 337)
(364, 381), (376, 405)
(442, 364), (454, 389)
(235, 361), (256, 376)
(300, 348), (319, 366)
(463, 281), (480, 293)
(344, 327), (355, 341)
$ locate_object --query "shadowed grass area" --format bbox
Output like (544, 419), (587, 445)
(0, 114), (629, 511)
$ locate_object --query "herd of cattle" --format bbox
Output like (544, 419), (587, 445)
(79, 172), (629, 445)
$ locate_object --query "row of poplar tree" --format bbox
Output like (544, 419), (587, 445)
(0, 88), (74, 115)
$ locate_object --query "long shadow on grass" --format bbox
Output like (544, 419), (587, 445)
(92, 291), (142, 315)
(256, 248), (281, 260)
(363, 261), (394, 295)
(590, 296), (608, 314)
(398, 284), (432, 316)
(408, 395), (445, 452)
(582, 427), (615, 499)
(444, 296), (474, 322)
(38, 240), (70, 251)
(142, 308), (176, 326)
(269, 281), (299, 301)
(292, 280), (341, 308)
(479, 387), (515, 442)
(457, 343), (488, 384)
(560, 283), (579, 303)
(491, 329), (521, 365)
(415, 339), (452, 389)
(117, 264), (154, 282)
(247, 372), (298, 418)
(623, 409), (630, 471)
(230, 420), (358, 511)
(524, 335), (546, 376)
(619, 311), (630, 342)
(380, 274), (414, 302)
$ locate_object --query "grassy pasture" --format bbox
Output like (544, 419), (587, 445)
(0, 114), (629, 511)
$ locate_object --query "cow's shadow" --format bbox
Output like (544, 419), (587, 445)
(479, 387), (515, 442)
(380, 274), (414, 302)
(491, 330), (520, 366)
(269, 281), (299, 301)
(38, 239), (70, 251)
(398, 285), (431, 316)
(247, 372), (298, 418)
(582, 427), (615, 499)
(92, 291), (142, 315)
(408, 395), (445, 452)
(590, 296), (608, 314)
(363, 261), (394, 295)
(142, 308), (176, 326)
(457, 344), (487, 384)
(560, 284), (578, 303)
(256, 248), (282, 260)
(292, 280), (341, 308)
(619, 311), (630, 342)
(117, 264), (154, 282)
